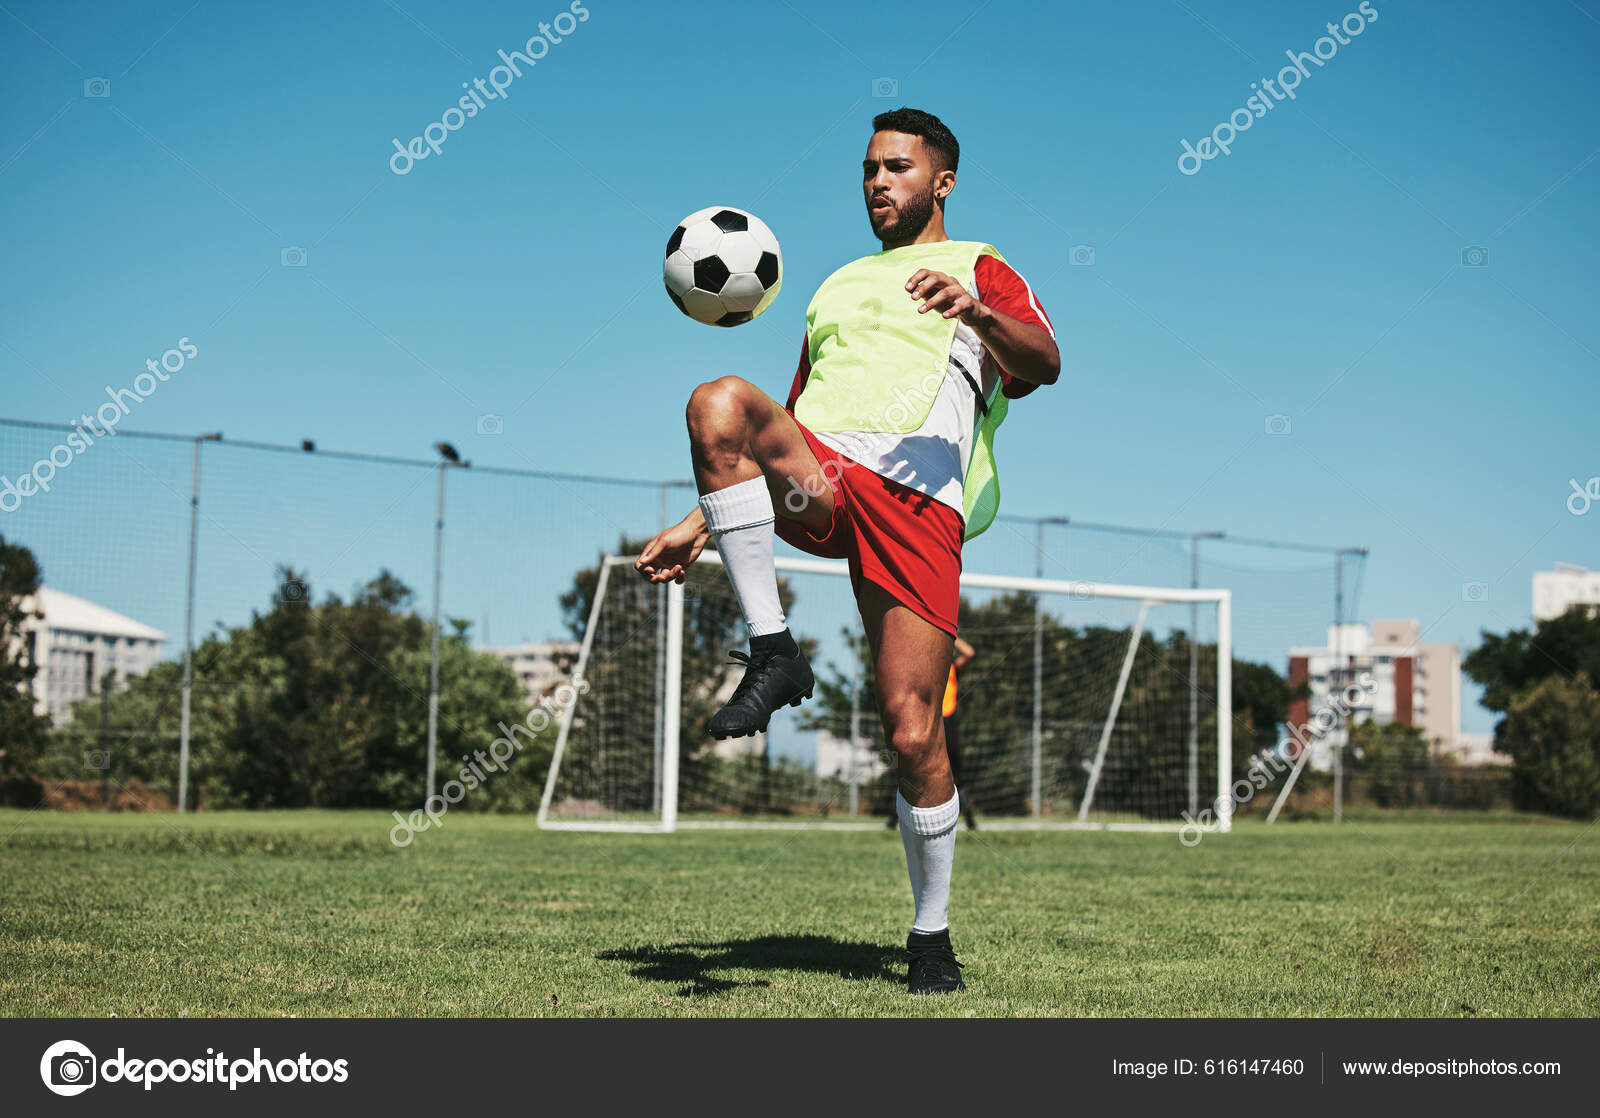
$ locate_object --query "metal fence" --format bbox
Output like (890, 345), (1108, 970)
(3, 416), (1371, 814)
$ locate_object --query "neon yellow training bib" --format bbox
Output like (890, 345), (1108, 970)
(797, 240), (1009, 540)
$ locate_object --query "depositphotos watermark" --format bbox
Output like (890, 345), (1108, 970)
(1567, 476), (1599, 516)
(390, 677), (589, 846)
(1, 337), (199, 513)
(1179, 670), (1377, 845)
(39, 1039), (348, 1096)
(388, 2), (591, 175)
(1177, 2), (1378, 176)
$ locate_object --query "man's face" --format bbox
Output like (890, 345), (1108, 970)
(863, 130), (948, 242)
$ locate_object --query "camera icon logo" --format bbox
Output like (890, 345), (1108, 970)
(1265, 413), (1292, 436)
(278, 576), (308, 604)
(476, 413), (504, 435)
(871, 77), (899, 98)
(83, 78), (111, 99)
(83, 750), (109, 771)
(1069, 244), (1095, 267)
(40, 1040), (97, 1096)
(1461, 245), (1489, 267)
(1068, 581), (1095, 601)
(1462, 581), (1489, 602)
(280, 246), (307, 267)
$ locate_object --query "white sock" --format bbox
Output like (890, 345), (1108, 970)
(896, 789), (959, 934)
(698, 477), (786, 637)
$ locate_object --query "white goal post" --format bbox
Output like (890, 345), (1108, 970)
(538, 553), (1231, 834)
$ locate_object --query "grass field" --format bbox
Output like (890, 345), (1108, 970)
(1, 808), (1596, 1017)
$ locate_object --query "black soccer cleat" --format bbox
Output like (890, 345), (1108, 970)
(906, 929), (966, 995)
(705, 631), (814, 739)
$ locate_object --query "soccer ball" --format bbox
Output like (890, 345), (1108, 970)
(663, 206), (782, 327)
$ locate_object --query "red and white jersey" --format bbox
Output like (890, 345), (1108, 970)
(785, 253), (1054, 516)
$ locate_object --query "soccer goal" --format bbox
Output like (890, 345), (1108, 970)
(537, 553), (1231, 834)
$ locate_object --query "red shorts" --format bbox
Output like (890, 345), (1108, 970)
(774, 414), (964, 636)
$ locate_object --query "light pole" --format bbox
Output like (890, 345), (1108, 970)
(177, 432), (222, 814)
(427, 442), (469, 802)
(1329, 546), (1365, 824)
(1189, 531), (1225, 816)
(1031, 516), (1069, 820)
(1249, 542), (1369, 824)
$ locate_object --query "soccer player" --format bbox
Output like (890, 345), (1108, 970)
(636, 108), (1059, 994)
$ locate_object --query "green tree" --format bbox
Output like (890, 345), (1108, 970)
(43, 567), (532, 810)
(1234, 658), (1299, 756)
(1464, 606), (1600, 714)
(0, 535), (50, 804)
(1349, 719), (1430, 807)
(1497, 672), (1600, 818)
(1464, 608), (1600, 817)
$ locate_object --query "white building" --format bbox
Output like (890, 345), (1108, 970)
(17, 588), (169, 725)
(1533, 563), (1600, 622)
(1286, 619), (1462, 769)
(1448, 731), (1510, 767)
(711, 730), (766, 762)
(1372, 619), (1461, 756)
(484, 641), (580, 708)
(814, 730), (889, 784)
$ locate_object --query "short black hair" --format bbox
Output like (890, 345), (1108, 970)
(871, 107), (959, 173)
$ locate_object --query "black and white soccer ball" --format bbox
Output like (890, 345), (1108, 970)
(663, 206), (782, 327)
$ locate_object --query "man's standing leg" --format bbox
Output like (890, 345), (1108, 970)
(858, 580), (965, 994)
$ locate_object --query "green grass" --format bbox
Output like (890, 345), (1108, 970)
(1, 808), (1596, 1017)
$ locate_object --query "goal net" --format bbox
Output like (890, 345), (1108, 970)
(537, 553), (1231, 832)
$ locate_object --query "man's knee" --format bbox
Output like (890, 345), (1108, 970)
(686, 375), (757, 436)
(887, 709), (942, 766)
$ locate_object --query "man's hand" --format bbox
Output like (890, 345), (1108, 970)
(909, 267), (1060, 387)
(953, 636), (976, 671)
(906, 269), (989, 325)
(635, 508), (711, 584)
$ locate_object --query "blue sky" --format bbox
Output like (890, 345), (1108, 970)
(2, 0), (1596, 736)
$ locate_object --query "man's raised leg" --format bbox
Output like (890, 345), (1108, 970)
(684, 375), (831, 738)
(857, 580), (965, 994)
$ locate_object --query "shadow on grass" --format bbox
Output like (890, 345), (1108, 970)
(599, 934), (902, 995)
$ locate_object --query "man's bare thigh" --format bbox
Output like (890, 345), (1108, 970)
(741, 384), (836, 534)
(856, 579), (954, 716)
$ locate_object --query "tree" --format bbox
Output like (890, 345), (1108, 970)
(1464, 609), (1600, 818)
(0, 535), (50, 804)
(1233, 659), (1298, 756)
(1497, 672), (1600, 818)
(1349, 719), (1430, 807)
(42, 567), (532, 810)
(1464, 606), (1600, 715)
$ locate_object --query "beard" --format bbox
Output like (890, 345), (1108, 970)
(870, 181), (937, 242)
